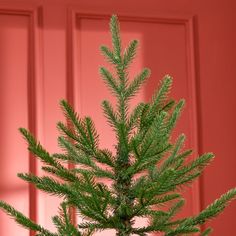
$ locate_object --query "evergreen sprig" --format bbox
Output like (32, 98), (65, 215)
(0, 14), (235, 236)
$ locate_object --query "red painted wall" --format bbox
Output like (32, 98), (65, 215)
(0, 0), (235, 235)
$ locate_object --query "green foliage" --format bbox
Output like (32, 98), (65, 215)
(0, 201), (57, 236)
(0, 14), (236, 236)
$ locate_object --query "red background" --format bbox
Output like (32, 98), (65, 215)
(0, 0), (235, 235)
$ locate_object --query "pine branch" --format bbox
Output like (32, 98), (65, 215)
(17, 173), (73, 197)
(166, 99), (185, 132)
(127, 102), (145, 131)
(125, 68), (150, 99)
(110, 15), (122, 62)
(19, 128), (63, 169)
(0, 201), (57, 236)
(160, 134), (186, 171)
(200, 228), (213, 236)
(123, 39), (138, 69)
(151, 75), (173, 111)
(52, 203), (81, 236)
(102, 100), (119, 128)
(100, 45), (118, 65)
(100, 67), (120, 96)
(59, 100), (99, 154)
(190, 188), (236, 225)
(165, 188), (236, 235)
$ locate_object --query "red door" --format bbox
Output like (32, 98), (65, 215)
(0, 1), (235, 235)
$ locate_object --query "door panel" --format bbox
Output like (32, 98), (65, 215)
(73, 15), (199, 220)
(0, 13), (29, 236)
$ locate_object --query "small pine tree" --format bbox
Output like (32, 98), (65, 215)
(0, 15), (235, 236)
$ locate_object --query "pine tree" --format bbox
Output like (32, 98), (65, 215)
(0, 15), (236, 236)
